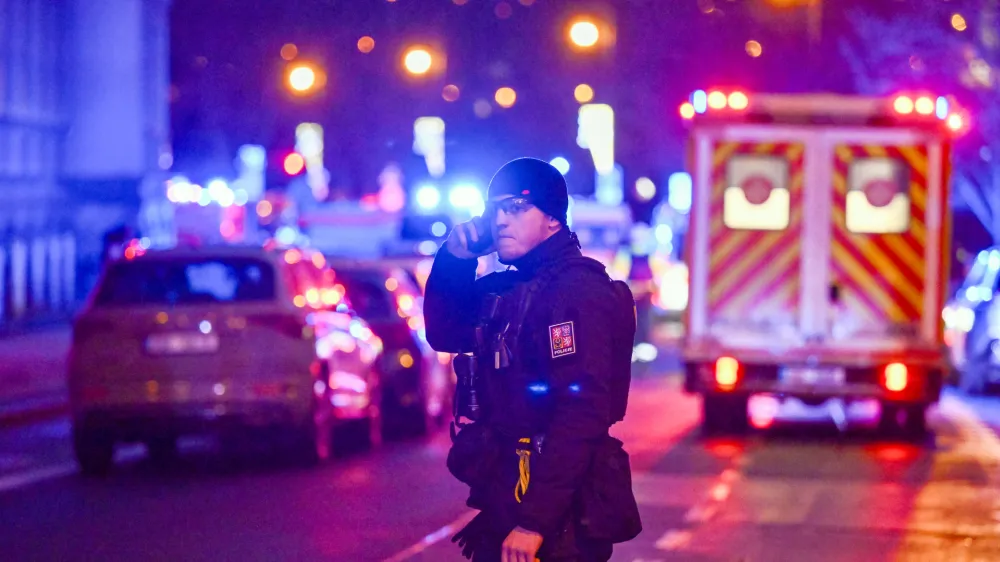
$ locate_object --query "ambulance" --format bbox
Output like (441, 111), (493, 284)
(678, 90), (965, 437)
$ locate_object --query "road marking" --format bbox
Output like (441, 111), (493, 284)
(0, 445), (146, 495)
(0, 462), (76, 493)
(654, 529), (692, 550)
(381, 509), (478, 562)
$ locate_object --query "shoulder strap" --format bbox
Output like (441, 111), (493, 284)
(511, 257), (601, 336)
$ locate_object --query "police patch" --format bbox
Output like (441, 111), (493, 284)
(549, 321), (576, 358)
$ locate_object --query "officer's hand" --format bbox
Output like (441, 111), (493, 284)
(502, 526), (543, 562)
(446, 219), (495, 260)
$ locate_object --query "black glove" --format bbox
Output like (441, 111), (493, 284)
(451, 512), (490, 560)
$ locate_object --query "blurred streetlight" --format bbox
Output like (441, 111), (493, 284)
(569, 20), (600, 48)
(403, 47), (433, 75)
(442, 84), (460, 102)
(286, 62), (327, 98)
(575, 84), (594, 103)
(280, 43), (298, 61)
(289, 66), (316, 92)
(495, 87), (517, 108)
(951, 13), (967, 32)
(357, 36), (375, 53)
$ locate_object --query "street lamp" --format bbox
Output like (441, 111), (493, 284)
(568, 20), (600, 48)
(286, 62), (326, 95)
(289, 66), (316, 92)
(403, 47), (433, 75)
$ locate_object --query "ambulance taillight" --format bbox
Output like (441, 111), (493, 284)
(715, 356), (740, 389)
(883, 362), (909, 392)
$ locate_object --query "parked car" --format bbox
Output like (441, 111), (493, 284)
(944, 246), (1000, 393)
(68, 245), (383, 475)
(329, 260), (454, 438)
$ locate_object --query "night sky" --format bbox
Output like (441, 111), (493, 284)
(167, 0), (986, 198)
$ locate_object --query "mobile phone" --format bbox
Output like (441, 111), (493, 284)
(466, 215), (494, 254)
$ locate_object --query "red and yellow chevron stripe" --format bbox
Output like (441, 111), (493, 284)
(831, 145), (928, 324)
(707, 142), (805, 321)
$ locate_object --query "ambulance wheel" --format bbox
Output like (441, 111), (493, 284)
(701, 395), (749, 435)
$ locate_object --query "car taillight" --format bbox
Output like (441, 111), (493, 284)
(883, 362), (908, 392)
(247, 313), (308, 339)
(715, 356), (740, 389)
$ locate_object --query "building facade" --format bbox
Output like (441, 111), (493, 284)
(0, 0), (171, 326)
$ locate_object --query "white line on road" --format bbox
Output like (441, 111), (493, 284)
(382, 510), (478, 562)
(0, 445), (146, 495)
(653, 529), (692, 551)
(0, 462), (76, 493)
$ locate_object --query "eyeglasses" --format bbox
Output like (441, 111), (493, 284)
(485, 197), (534, 218)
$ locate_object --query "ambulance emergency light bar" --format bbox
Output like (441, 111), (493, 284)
(678, 89), (970, 134)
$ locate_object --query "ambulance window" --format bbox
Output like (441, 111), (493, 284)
(845, 158), (911, 234)
(722, 155), (790, 231)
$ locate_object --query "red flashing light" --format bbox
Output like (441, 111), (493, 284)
(707, 91), (727, 110)
(883, 362), (908, 392)
(947, 113), (965, 132)
(715, 356), (740, 389)
(283, 153), (305, 175)
(679, 102), (695, 119)
(915, 96), (934, 115)
(728, 91), (749, 111)
(893, 96), (914, 114)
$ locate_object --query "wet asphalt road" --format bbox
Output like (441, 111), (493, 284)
(3, 369), (1000, 562)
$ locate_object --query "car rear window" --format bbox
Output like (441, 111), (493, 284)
(95, 258), (276, 306)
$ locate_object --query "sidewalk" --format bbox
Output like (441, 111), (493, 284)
(0, 326), (71, 426)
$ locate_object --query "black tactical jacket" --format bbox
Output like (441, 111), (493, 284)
(425, 228), (634, 551)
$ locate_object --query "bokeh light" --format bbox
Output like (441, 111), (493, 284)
(473, 99), (492, 118)
(569, 20), (599, 48)
(280, 43), (298, 61)
(745, 40), (762, 58)
(951, 13), (967, 31)
(284, 153), (305, 175)
(495, 2), (512, 19)
(357, 36), (375, 54)
(574, 84), (594, 103)
(288, 65), (316, 92)
(403, 48), (433, 75)
(707, 91), (727, 109)
(442, 84), (460, 102)
(495, 87), (517, 108)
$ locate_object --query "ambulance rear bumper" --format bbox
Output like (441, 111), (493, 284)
(683, 358), (945, 405)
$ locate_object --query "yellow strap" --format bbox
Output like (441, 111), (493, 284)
(514, 437), (532, 503)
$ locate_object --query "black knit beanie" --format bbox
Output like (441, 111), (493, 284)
(486, 157), (569, 225)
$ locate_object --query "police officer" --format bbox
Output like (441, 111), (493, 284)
(425, 158), (640, 562)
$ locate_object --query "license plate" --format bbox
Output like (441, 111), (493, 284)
(781, 366), (845, 386)
(145, 332), (220, 355)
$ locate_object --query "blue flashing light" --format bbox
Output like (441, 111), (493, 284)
(668, 172), (693, 214)
(936, 96), (949, 119)
(415, 184), (441, 210)
(692, 90), (708, 114)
